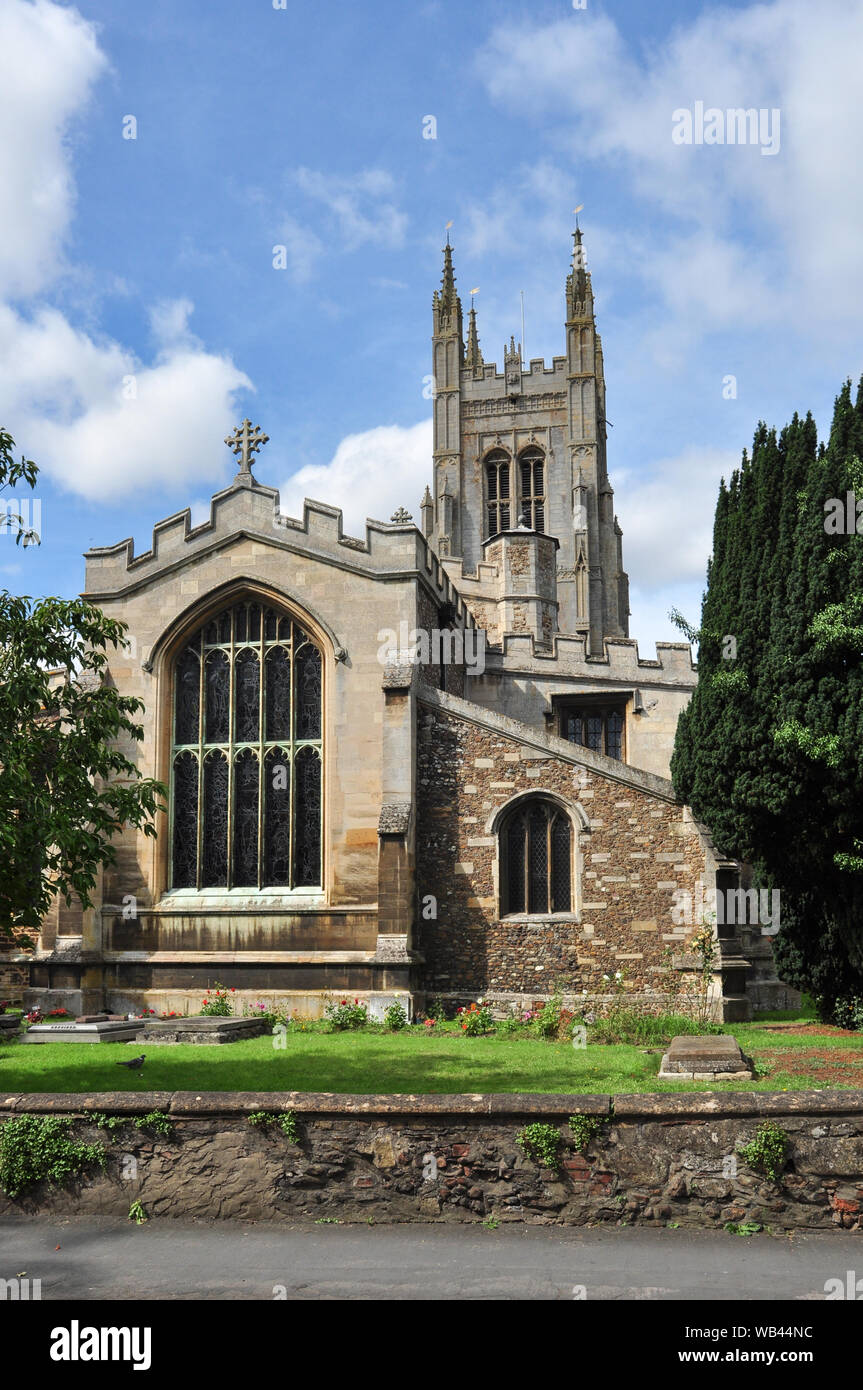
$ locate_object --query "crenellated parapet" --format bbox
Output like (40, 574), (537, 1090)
(84, 478), (475, 630)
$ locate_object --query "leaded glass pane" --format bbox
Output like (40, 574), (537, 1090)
(507, 815), (526, 914)
(172, 751), (198, 888)
(264, 748), (291, 886)
(535, 503), (544, 532)
(205, 650), (230, 742)
(174, 647), (200, 745)
(202, 751), (229, 886)
(585, 715), (603, 753)
(171, 601), (323, 891)
(234, 648), (260, 743)
(607, 712), (623, 761)
(528, 807), (549, 914)
(551, 814), (572, 912)
(265, 647), (291, 741)
(294, 747), (321, 886)
(295, 644), (321, 740)
(233, 749), (259, 887)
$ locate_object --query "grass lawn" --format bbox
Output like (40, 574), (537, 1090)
(2, 1015), (863, 1095)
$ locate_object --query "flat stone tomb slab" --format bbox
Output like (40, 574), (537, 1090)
(658, 1033), (753, 1081)
(139, 1017), (269, 1045)
(21, 1021), (146, 1044)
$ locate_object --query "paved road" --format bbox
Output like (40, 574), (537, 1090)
(0, 1217), (858, 1299)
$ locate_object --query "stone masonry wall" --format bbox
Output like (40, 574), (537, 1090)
(1, 1091), (862, 1233)
(416, 699), (708, 1002)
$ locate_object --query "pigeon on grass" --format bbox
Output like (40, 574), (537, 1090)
(115, 1054), (146, 1070)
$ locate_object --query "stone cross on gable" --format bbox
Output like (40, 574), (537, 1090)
(225, 418), (269, 479)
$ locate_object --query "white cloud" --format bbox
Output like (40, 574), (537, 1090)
(0, 0), (106, 299)
(0, 2), (253, 502)
(279, 419), (432, 536)
(476, 1), (863, 332)
(613, 444), (735, 590)
(0, 302), (250, 499)
(292, 167), (408, 252)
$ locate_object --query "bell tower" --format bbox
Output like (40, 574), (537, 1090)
(424, 223), (629, 653)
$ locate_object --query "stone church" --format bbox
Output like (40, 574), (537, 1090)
(11, 228), (783, 1022)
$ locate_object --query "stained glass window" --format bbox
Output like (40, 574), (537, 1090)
(170, 600), (323, 890)
(501, 800), (573, 916)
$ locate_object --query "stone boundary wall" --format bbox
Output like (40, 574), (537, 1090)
(1, 1091), (862, 1232)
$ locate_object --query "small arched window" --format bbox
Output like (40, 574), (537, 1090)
(170, 599), (323, 891)
(518, 447), (545, 531)
(500, 798), (572, 915)
(485, 449), (512, 536)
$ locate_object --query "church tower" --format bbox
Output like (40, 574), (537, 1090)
(424, 224), (629, 655)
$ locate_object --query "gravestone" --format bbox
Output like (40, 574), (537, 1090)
(138, 1016), (269, 1045)
(21, 1019), (147, 1044)
(658, 1033), (753, 1081)
(0, 1013), (21, 1033)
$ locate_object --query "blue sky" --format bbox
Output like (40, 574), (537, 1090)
(2, 0), (862, 651)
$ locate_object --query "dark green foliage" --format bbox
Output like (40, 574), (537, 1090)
(672, 380), (863, 1020)
(0, 1114), (106, 1197)
(737, 1121), (790, 1182)
(0, 592), (166, 940)
(516, 1122), (563, 1170)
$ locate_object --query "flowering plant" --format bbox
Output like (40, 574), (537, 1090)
(325, 998), (368, 1031)
(423, 1016), (436, 1029)
(200, 983), (235, 1017)
(457, 1001), (494, 1036)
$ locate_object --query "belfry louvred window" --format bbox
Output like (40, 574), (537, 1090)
(518, 446), (545, 531)
(485, 449), (512, 536)
(170, 600), (322, 890)
(501, 799), (572, 915)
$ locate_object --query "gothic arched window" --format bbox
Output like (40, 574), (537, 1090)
(500, 798), (572, 915)
(485, 450), (512, 537)
(170, 600), (323, 891)
(518, 447), (545, 532)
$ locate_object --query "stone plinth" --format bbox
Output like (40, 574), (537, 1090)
(658, 1033), (753, 1081)
(21, 1020), (146, 1044)
(139, 1017), (269, 1045)
(0, 1014), (21, 1033)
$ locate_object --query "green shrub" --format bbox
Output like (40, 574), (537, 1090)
(0, 1114), (106, 1198)
(92, 1113), (127, 1141)
(737, 1122), (790, 1182)
(569, 1114), (603, 1154)
(325, 999), (368, 1031)
(247, 1110), (299, 1143)
(383, 999), (408, 1032)
(457, 1001), (494, 1036)
(133, 1110), (173, 1137)
(517, 1123), (563, 1171)
(200, 983), (234, 1017)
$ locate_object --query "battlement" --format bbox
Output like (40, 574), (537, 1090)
(483, 633), (697, 683)
(462, 355), (567, 384)
(83, 477), (474, 626)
